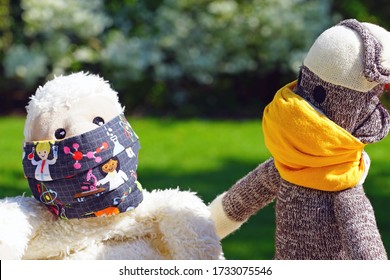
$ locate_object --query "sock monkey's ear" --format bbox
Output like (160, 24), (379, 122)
(339, 19), (390, 85)
(303, 19), (390, 93)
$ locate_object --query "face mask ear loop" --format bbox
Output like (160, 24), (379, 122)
(339, 19), (390, 85)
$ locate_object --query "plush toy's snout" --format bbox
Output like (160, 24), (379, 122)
(353, 97), (390, 143)
(296, 66), (390, 143)
(295, 19), (390, 143)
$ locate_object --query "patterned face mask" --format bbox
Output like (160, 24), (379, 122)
(22, 114), (143, 219)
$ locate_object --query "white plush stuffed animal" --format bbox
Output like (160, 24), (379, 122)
(0, 72), (223, 260)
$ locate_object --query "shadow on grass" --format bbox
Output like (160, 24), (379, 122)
(139, 158), (390, 260)
(139, 157), (276, 260)
(1, 157), (388, 260)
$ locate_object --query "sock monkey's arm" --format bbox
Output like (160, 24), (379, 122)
(209, 158), (280, 239)
(334, 185), (387, 260)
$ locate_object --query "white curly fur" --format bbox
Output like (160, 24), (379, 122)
(0, 190), (223, 259)
(24, 72), (123, 140)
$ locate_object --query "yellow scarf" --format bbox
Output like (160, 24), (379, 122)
(262, 81), (366, 192)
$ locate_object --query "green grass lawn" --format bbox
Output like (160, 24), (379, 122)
(0, 116), (389, 259)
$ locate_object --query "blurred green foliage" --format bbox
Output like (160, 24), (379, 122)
(0, 0), (335, 117)
(332, 0), (390, 29)
(0, 0), (389, 117)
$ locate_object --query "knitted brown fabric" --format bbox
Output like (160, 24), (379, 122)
(222, 163), (388, 259)
(222, 156), (387, 259)
(334, 185), (387, 259)
(275, 181), (387, 259)
(296, 66), (390, 143)
(222, 158), (279, 222)
(275, 180), (344, 259)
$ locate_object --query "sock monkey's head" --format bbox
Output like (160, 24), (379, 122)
(295, 19), (390, 144)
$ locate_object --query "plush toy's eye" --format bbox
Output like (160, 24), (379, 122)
(93, 117), (105, 126)
(313, 85), (327, 103)
(55, 128), (67, 140)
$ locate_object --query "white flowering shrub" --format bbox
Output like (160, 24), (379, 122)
(103, 0), (332, 84)
(3, 44), (47, 86)
(21, 0), (110, 38)
(3, 0), (110, 83)
(2, 0), (333, 115)
(100, 0), (332, 115)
